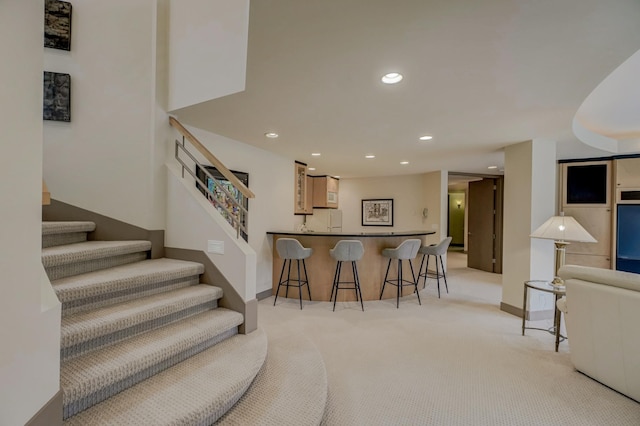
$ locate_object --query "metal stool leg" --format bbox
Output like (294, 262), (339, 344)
(303, 259), (312, 301)
(396, 259), (401, 309)
(417, 254), (427, 288)
(439, 255), (449, 294)
(435, 255), (441, 298)
(285, 260), (292, 298)
(274, 259), (288, 306)
(330, 260), (340, 303)
(380, 259), (392, 299)
(332, 261), (341, 312)
(297, 259), (303, 310)
(409, 258), (421, 305)
(353, 261), (364, 311)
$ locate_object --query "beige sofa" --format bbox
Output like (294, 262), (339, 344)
(557, 265), (640, 402)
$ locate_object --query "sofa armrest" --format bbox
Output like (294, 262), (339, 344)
(558, 265), (640, 292)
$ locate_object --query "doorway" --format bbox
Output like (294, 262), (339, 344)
(448, 173), (504, 273)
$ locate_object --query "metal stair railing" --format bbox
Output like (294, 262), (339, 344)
(169, 116), (255, 240)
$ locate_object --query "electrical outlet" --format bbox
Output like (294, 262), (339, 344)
(207, 240), (224, 254)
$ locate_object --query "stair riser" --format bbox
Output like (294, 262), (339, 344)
(43, 232), (88, 248)
(63, 327), (238, 419)
(62, 300), (219, 360)
(60, 276), (201, 317)
(46, 252), (147, 280)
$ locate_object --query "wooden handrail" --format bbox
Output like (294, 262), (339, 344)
(169, 116), (255, 199)
(42, 179), (51, 205)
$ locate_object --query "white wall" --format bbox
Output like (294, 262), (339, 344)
(43, 0), (166, 230)
(502, 140), (556, 313)
(169, 124), (297, 295)
(165, 165), (256, 300)
(167, 0), (249, 111)
(339, 172), (445, 245)
(0, 2), (61, 424)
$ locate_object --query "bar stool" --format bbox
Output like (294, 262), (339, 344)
(329, 240), (365, 312)
(379, 239), (422, 308)
(417, 237), (452, 298)
(274, 238), (313, 309)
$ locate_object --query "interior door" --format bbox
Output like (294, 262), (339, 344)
(468, 179), (496, 272)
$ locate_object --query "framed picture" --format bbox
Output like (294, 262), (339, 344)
(44, 0), (72, 51)
(362, 198), (394, 226)
(43, 71), (71, 122)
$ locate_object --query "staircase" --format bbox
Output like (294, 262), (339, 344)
(43, 221), (268, 425)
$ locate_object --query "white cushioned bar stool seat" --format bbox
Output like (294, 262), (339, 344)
(329, 240), (365, 312)
(274, 238), (313, 309)
(379, 239), (422, 308)
(417, 237), (452, 298)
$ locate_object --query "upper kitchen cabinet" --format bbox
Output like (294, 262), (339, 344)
(615, 157), (640, 189)
(312, 175), (339, 208)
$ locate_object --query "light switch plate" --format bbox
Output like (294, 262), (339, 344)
(207, 240), (224, 254)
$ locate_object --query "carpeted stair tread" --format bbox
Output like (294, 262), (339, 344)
(61, 284), (224, 358)
(42, 240), (152, 267)
(63, 328), (268, 426)
(42, 221), (96, 235)
(62, 308), (244, 419)
(216, 330), (328, 426)
(52, 258), (205, 315)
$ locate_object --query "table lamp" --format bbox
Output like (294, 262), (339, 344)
(530, 212), (596, 286)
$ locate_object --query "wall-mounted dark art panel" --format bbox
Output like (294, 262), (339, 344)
(43, 72), (71, 122)
(44, 0), (72, 51)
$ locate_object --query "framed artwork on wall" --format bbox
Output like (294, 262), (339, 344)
(43, 71), (71, 122)
(44, 0), (72, 51)
(362, 198), (394, 226)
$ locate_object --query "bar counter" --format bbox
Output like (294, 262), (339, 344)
(267, 230), (435, 302)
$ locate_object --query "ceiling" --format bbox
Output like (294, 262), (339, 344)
(174, 0), (640, 180)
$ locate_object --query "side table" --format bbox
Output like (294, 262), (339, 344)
(522, 280), (566, 352)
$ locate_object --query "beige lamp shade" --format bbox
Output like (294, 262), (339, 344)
(530, 215), (597, 243)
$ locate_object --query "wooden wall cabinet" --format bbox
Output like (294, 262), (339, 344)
(312, 176), (339, 208)
(559, 160), (612, 269)
(615, 157), (640, 189)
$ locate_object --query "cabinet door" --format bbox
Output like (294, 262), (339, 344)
(563, 206), (611, 257)
(312, 176), (339, 208)
(616, 158), (640, 189)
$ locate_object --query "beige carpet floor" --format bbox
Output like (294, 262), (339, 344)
(258, 251), (640, 425)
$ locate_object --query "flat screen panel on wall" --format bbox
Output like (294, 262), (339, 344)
(566, 164), (607, 204)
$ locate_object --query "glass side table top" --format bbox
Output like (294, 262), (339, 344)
(525, 280), (566, 295)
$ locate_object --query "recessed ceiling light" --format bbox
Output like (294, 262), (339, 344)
(365, 154), (376, 159)
(264, 132), (278, 139)
(419, 135), (433, 141)
(400, 161), (409, 165)
(311, 153), (321, 156)
(308, 167), (316, 171)
(381, 72), (403, 84)
(488, 165), (498, 169)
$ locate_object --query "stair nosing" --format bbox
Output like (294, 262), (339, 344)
(61, 309), (245, 416)
(52, 258), (205, 302)
(42, 240), (152, 267)
(61, 284), (224, 350)
(62, 328), (266, 426)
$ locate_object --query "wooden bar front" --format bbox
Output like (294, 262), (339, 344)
(268, 231), (434, 302)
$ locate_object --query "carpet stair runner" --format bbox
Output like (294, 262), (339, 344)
(43, 220), (328, 425)
(43, 221), (267, 425)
